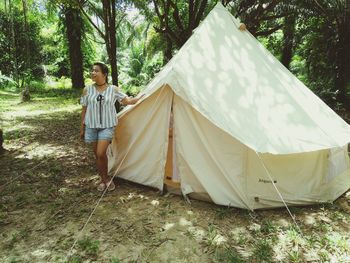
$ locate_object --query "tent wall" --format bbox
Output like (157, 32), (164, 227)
(173, 94), (250, 209)
(246, 147), (350, 209)
(108, 86), (173, 190)
(247, 150), (328, 208)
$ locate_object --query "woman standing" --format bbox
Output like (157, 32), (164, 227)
(80, 62), (143, 191)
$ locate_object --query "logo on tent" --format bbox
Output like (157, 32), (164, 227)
(258, 179), (277, 184)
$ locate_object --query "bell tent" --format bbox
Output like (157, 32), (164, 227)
(108, 3), (350, 209)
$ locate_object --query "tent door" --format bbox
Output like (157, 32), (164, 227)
(164, 101), (180, 189)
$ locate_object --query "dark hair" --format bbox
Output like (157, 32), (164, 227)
(93, 62), (109, 83)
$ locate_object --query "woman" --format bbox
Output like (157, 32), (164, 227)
(80, 62), (143, 191)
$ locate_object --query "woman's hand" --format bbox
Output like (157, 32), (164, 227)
(133, 93), (145, 104)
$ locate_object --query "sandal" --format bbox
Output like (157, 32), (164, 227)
(97, 182), (106, 192)
(106, 180), (115, 191)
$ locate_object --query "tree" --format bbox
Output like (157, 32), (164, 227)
(293, 0), (350, 110)
(0, 1), (44, 89)
(133, 0), (213, 61)
(62, 5), (85, 89)
(102, 0), (118, 84)
(280, 15), (296, 69)
(21, 0), (30, 101)
(76, 0), (124, 85)
(309, 0), (350, 109)
(47, 0), (86, 88)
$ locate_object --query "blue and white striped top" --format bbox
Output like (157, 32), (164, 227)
(80, 84), (127, 128)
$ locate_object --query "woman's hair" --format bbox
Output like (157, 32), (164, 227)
(93, 62), (109, 83)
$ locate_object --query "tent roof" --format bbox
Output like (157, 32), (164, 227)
(121, 3), (350, 154)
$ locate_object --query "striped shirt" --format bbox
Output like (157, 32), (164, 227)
(80, 84), (127, 128)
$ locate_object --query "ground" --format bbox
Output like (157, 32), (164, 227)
(0, 89), (350, 263)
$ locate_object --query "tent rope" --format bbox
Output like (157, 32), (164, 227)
(66, 85), (167, 260)
(255, 152), (303, 235)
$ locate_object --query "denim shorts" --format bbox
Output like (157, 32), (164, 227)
(85, 127), (115, 143)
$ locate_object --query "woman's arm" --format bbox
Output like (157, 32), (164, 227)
(80, 87), (88, 140)
(80, 106), (87, 139)
(121, 94), (145, 105)
(114, 85), (145, 106)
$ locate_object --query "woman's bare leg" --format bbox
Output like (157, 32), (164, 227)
(91, 142), (101, 184)
(92, 142), (98, 158)
(95, 140), (111, 183)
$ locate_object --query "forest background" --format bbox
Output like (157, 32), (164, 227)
(1, 0), (349, 115)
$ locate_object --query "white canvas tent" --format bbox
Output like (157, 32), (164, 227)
(108, 3), (350, 209)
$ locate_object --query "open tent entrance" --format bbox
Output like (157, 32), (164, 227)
(164, 99), (181, 190)
(162, 94), (214, 203)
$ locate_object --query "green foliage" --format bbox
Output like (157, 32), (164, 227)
(0, 7), (45, 85)
(296, 16), (339, 106)
(258, 30), (284, 61)
(40, 18), (70, 78)
(0, 71), (17, 89)
(118, 14), (163, 94)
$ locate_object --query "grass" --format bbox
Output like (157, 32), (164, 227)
(66, 255), (83, 263)
(253, 239), (274, 262)
(4, 227), (31, 250)
(260, 219), (278, 234)
(214, 247), (245, 262)
(62, 237), (101, 263)
(215, 207), (232, 219)
(77, 237), (100, 256)
(288, 250), (302, 262)
(206, 223), (219, 247)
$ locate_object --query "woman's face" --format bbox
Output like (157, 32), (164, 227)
(91, 65), (106, 83)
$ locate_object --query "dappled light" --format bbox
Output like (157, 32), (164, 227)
(162, 222), (175, 231)
(165, 5), (350, 154)
(4, 104), (79, 119)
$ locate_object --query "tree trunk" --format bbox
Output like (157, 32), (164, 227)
(21, 0), (30, 102)
(109, 1), (118, 86)
(22, 0), (29, 68)
(102, 0), (118, 85)
(64, 6), (85, 89)
(164, 34), (173, 63)
(281, 15), (295, 69)
(0, 129), (4, 154)
(8, 0), (19, 85)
